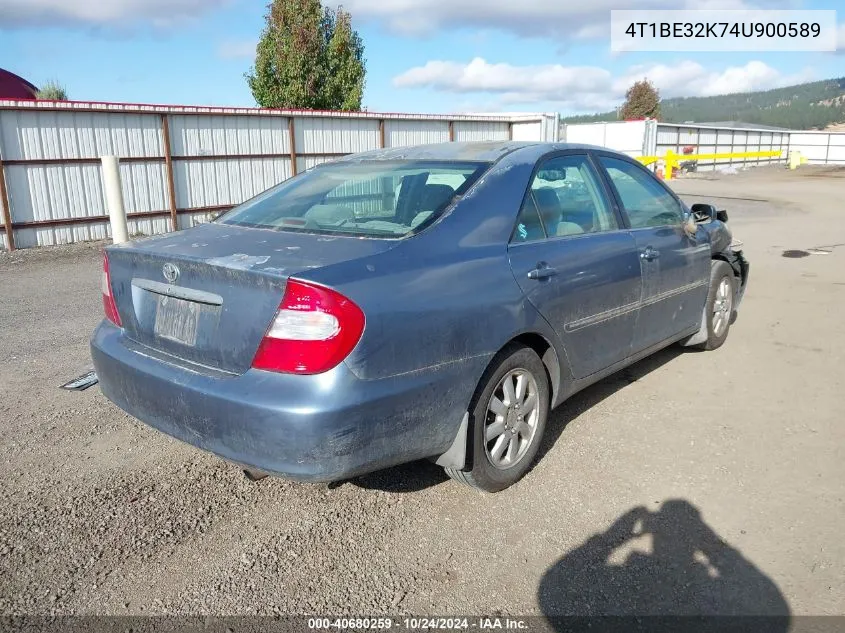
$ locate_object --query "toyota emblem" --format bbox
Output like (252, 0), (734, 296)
(162, 263), (180, 284)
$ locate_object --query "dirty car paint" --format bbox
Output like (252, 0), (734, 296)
(91, 141), (747, 482)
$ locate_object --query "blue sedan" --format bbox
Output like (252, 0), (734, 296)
(91, 142), (749, 492)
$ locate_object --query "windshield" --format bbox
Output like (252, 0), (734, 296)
(218, 160), (490, 238)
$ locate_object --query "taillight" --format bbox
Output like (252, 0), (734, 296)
(252, 279), (365, 375)
(102, 252), (122, 326)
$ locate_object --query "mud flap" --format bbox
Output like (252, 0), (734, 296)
(681, 303), (710, 347)
(435, 412), (469, 470)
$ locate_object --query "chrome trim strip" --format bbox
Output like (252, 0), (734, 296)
(640, 280), (708, 308)
(564, 279), (708, 333)
(131, 278), (223, 306)
(565, 299), (641, 333)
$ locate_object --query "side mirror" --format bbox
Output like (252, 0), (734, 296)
(690, 203), (718, 223)
(690, 203), (728, 223)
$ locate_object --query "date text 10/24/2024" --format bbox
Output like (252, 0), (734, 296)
(307, 617), (529, 630)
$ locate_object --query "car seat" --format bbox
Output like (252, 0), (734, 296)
(555, 221), (585, 236)
(533, 187), (562, 235)
(418, 184), (455, 212)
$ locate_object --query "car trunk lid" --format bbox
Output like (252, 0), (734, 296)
(106, 222), (396, 374)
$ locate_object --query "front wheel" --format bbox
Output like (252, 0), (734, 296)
(696, 260), (737, 351)
(445, 345), (549, 493)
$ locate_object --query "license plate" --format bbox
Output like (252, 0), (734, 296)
(154, 295), (200, 346)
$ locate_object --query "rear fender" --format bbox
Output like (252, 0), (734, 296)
(434, 304), (573, 471)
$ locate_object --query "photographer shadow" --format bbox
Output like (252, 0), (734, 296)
(538, 500), (790, 632)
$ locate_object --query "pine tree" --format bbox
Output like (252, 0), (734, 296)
(246, 1), (366, 111)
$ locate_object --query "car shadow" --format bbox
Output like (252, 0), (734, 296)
(345, 458), (449, 493)
(537, 499), (790, 632)
(352, 345), (686, 494)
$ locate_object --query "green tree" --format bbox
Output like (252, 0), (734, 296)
(619, 79), (661, 120)
(36, 80), (68, 101)
(323, 9), (365, 111)
(247, 0), (366, 111)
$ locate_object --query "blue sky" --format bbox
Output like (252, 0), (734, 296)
(0, 0), (843, 114)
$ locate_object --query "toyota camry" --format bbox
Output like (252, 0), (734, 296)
(91, 142), (749, 492)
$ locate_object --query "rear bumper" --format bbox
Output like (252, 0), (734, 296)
(91, 322), (486, 481)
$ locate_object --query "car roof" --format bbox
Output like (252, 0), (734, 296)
(330, 141), (614, 165)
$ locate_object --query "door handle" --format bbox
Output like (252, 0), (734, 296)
(640, 246), (660, 261)
(527, 263), (557, 280)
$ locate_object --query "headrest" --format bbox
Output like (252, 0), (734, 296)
(419, 184), (455, 211)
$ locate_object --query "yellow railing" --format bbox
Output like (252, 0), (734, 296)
(636, 149), (784, 180)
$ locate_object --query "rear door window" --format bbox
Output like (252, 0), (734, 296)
(511, 195), (546, 243)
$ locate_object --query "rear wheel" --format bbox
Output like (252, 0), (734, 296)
(445, 345), (549, 493)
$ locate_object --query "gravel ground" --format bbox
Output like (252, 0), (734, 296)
(0, 167), (843, 618)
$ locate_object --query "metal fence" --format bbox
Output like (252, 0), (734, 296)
(0, 100), (559, 250)
(559, 120), (652, 158)
(561, 119), (845, 172)
(655, 123), (791, 169)
(787, 131), (845, 164)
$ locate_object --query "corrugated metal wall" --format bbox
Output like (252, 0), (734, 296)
(561, 120), (649, 157)
(655, 123), (791, 170)
(562, 119), (845, 175)
(0, 107), (171, 247)
(788, 132), (845, 165)
(384, 120), (449, 147)
(0, 101), (558, 250)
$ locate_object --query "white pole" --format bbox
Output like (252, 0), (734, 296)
(101, 155), (129, 244)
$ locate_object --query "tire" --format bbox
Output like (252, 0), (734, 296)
(695, 260), (737, 351)
(445, 344), (550, 493)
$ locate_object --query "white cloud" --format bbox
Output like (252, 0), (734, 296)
(328, 0), (787, 39)
(615, 60), (813, 98)
(0, 0), (229, 28)
(393, 57), (814, 113)
(394, 58), (610, 95)
(837, 23), (845, 53)
(217, 39), (257, 60)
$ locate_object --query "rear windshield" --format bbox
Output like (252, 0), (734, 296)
(218, 160), (490, 238)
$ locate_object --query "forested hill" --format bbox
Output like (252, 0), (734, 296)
(561, 77), (845, 129)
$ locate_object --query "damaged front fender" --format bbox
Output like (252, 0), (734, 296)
(720, 247), (750, 319)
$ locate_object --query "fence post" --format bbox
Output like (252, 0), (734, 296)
(644, 119), (658, 157)
(101, 156), (129, 244)
(664, 149), (676, 180)
(0, 153), (14, 251)
(288, 117), (298, 176)
(729, 130), (735, 167)
(160, 114), (179, 231)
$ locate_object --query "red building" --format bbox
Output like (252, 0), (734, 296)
(0, 68), (38, 99)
